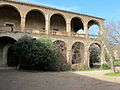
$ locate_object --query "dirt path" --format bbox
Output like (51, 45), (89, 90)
(0, 69), (120, 90)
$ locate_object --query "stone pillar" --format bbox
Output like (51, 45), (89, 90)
(100, 46), (105, 65)
(66, 49), (72, 64)
(66, 19), (71, 36)
(84, 24), (88, 38)
(21, 16), (26, 32)
(84, 45), (90, 68)
(99, 21), (105, 40)
(99, 21), (106, 66)
(45, 14), (50, 35)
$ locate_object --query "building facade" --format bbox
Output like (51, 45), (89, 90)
(0, 0), (106, 69)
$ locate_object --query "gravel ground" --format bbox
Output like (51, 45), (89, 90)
(0, 69), (120, 90)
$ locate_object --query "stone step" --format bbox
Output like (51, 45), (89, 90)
(0, 67), (16, 70)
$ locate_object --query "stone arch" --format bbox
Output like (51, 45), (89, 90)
(53, 40), (67, 60)
(71, 17), (84, 34)
(0, 36), (18, 67)
(50, 13), (66, 32)
(88, 20), (100, 37)
(25, 9), (45, 33)
(25, 9), (45, 18)
(0, 4), (21, 31)
(0, 34), (18, 41)
(89, 43), (101, 68)
(72, 42), (85, 64)
(0, 4), (22, 16)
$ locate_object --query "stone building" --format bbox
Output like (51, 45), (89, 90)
(0, 0), (106, 69)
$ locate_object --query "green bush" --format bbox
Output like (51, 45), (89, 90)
(101, 64), (111, 69)
(13, 36), (60, 71)
(36, 37), (70, 71)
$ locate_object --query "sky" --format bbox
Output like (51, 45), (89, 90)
(18, 0), (120, 21)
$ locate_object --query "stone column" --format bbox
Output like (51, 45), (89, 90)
(99, 21), (106, 65)
(20, 16), (26, 32)
(99, 21), (105, 40)
(45, 14), (50, 35)
(84, 24), (88, 38)
(100, 46), (105, 65)
(84, 45), (90, 68)
(66, 19), (71, 36)
(66, 49), (72, 64)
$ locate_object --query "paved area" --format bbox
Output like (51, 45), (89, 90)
(0, 69), (120, 90)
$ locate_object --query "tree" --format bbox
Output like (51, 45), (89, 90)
(105, 21), (120, 72)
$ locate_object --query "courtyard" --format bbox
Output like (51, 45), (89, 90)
(0, 69), (120, 90)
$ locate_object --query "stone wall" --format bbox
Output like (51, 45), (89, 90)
(0, 0), (106, 69)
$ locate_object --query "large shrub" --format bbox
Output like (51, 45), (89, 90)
(13, 36), (59, 71)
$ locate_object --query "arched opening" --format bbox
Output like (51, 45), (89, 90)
(89, 43), (101, 68)
(0, 36), (18, 67)
(0, 5), (21, 31)
(72, 42), (85, 64)
(71, 17), (84, 34)
(53, 40), (67, 62)
(50, 14), (66, 32)
(25, 10), (45, 33)
(88, 20), (100, 38)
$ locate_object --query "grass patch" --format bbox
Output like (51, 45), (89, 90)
(105, 72), (120, 76)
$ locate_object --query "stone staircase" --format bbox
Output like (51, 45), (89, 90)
(0, 66), (16, 70)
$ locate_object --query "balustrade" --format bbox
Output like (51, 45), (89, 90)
(0, 26), (100, 39)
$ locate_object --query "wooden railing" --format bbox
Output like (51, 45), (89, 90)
(0, 26), (100, 39)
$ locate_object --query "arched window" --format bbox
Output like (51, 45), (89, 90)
(0, 5), (21, 31)
(54, 40), (67, 59)
(88, 20), (100, 38)
(71, 17), (84, 34)
(89, 43), (101, 68)
(0, 36), (18, 67)
(50, 14), (66, 32)
(72, 42), (85, 64)
(25, 10), (45, 33)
